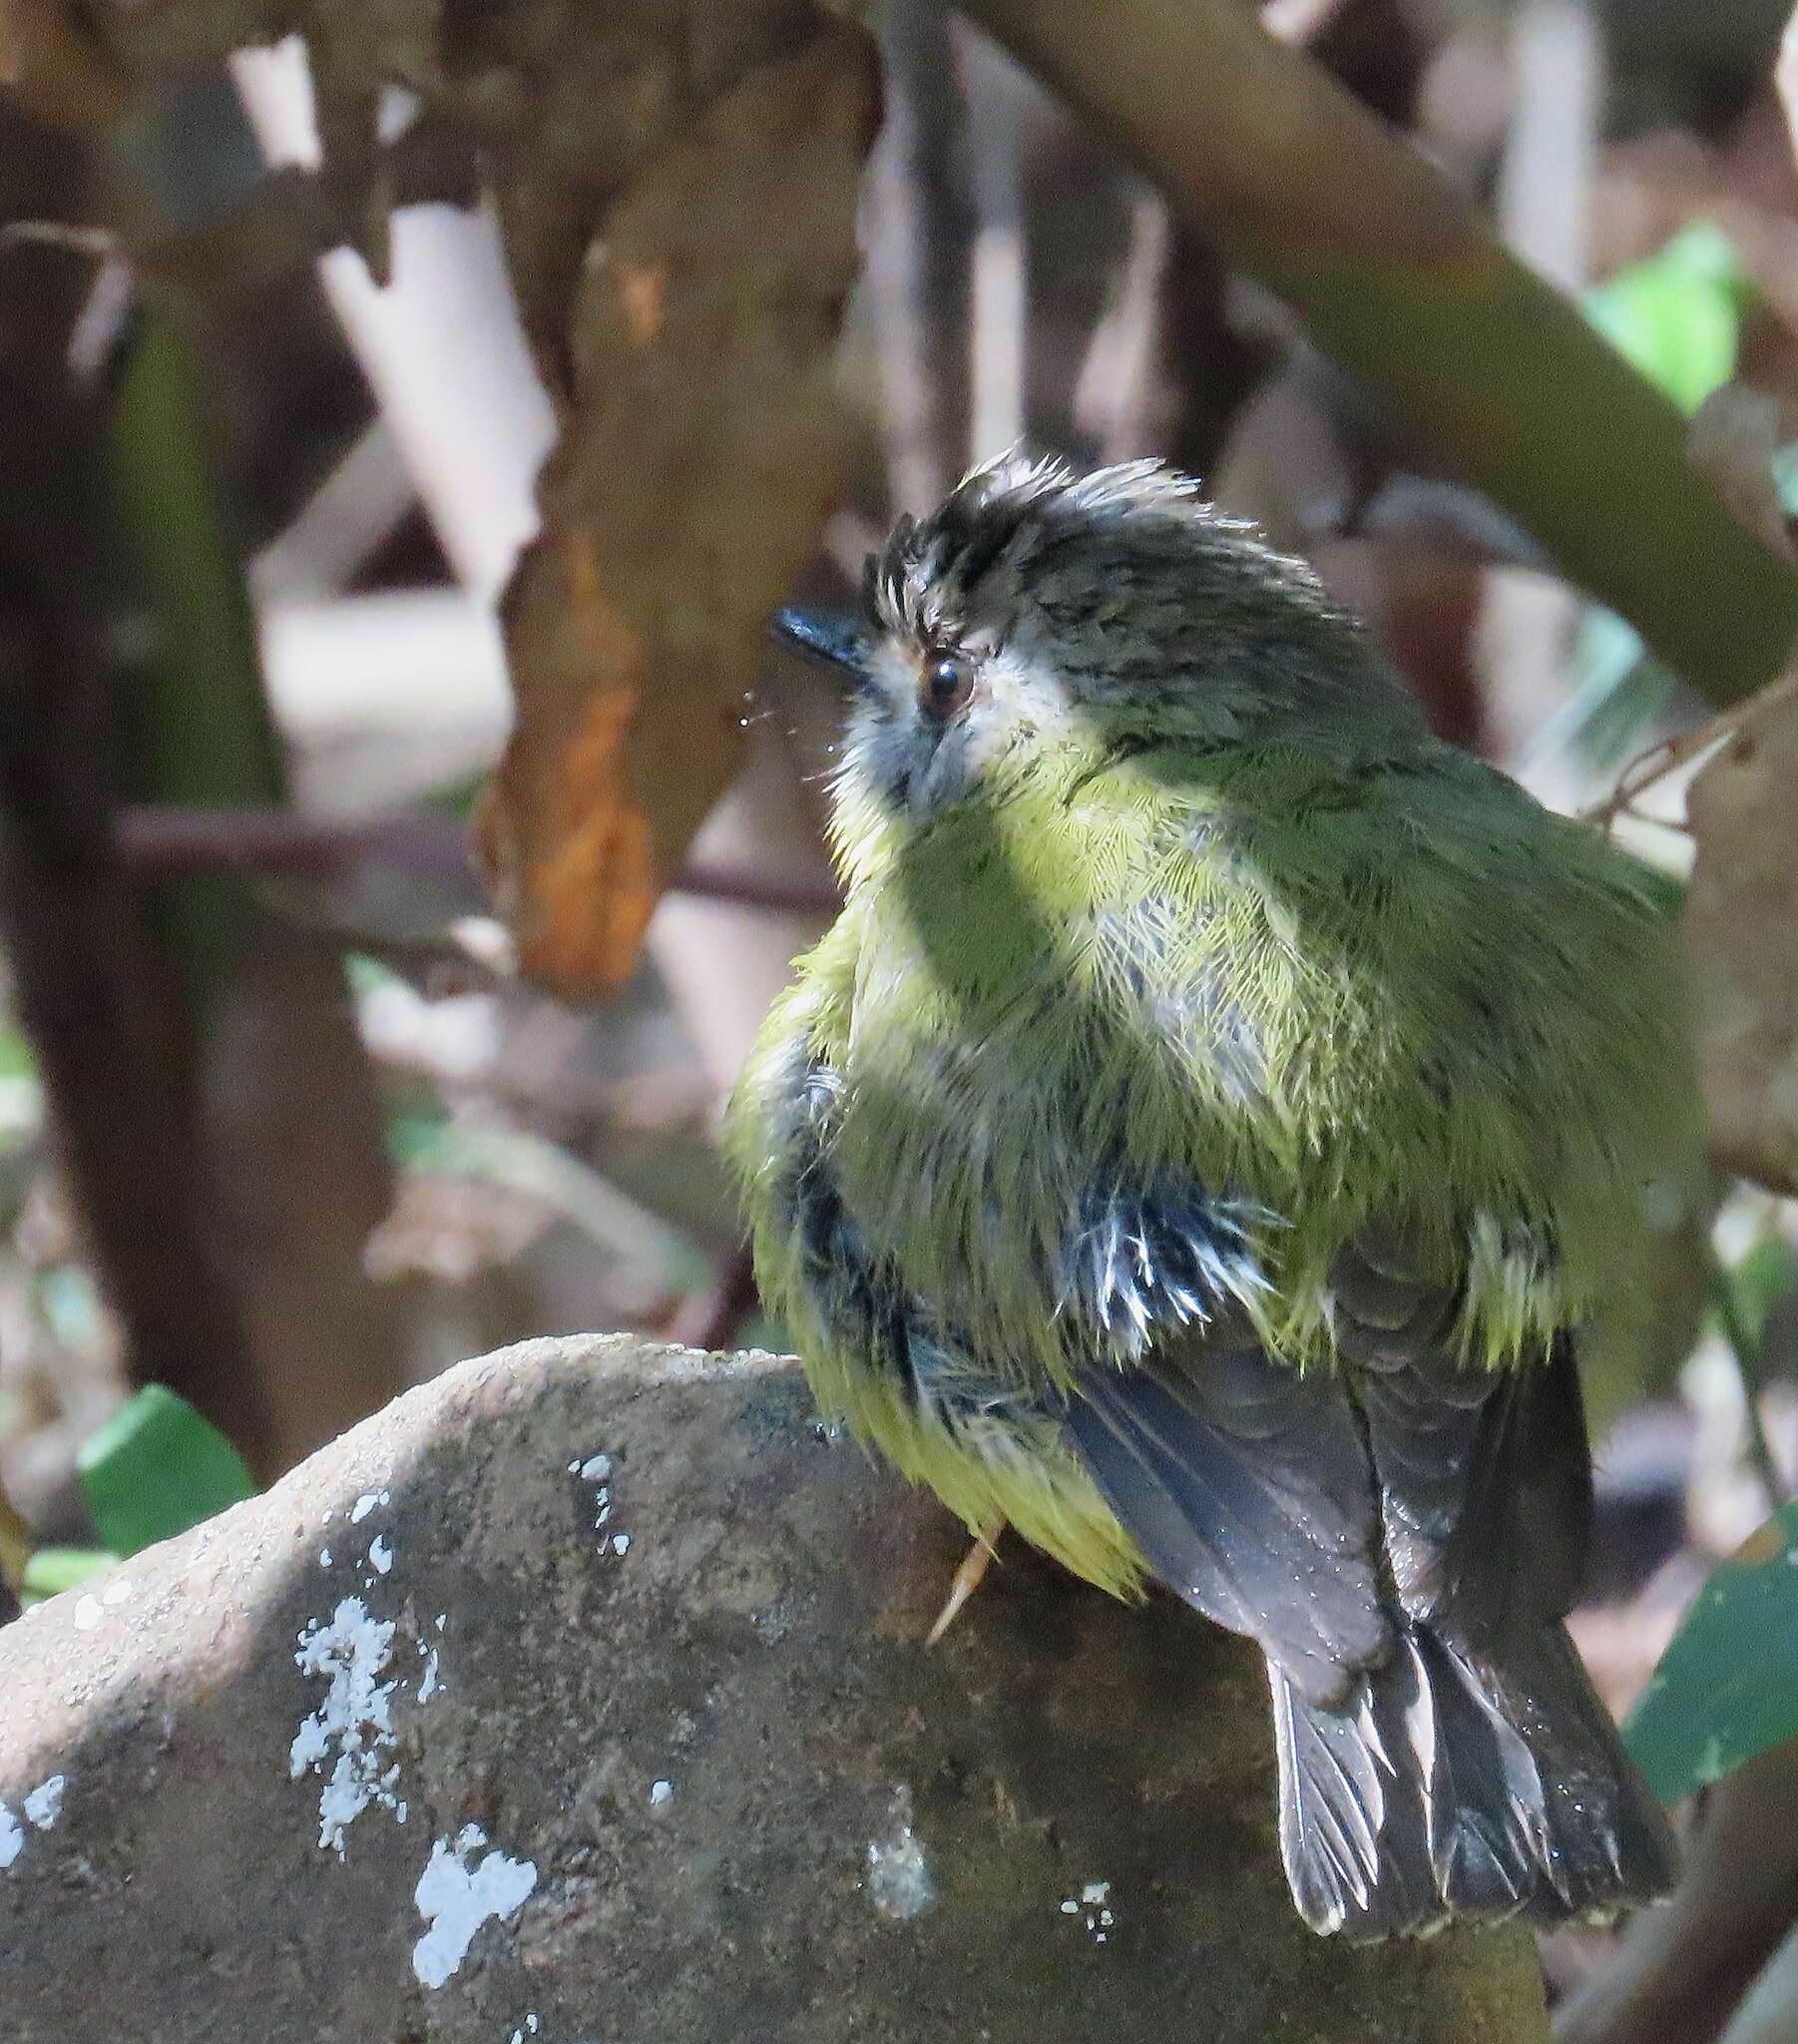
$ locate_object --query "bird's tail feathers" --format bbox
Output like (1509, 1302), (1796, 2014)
(1270, 1621), (1676, 1940)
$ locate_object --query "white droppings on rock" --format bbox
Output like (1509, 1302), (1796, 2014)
(434, 1613), (446, 1631)
(22, 1777), (64, 1830)
(650, 1779), (674, 1806)
(72, 1595), (104, 1632)
(1063, 1878), (1116, 1941)
(0, 1775), (61, 1870)
(319, 1549), (332, 1567)
(349, 1490), (388, 1525)
(411, 1826), (538, 1988)
(368, 1536), (394, 1576)
(101, 1578), (134, 1607)
(417, 1648), (442, 1704)
(864, 1786), (936, 1920)
(289, 1597), (402, 1855)
(576, 1454), (632, 1552)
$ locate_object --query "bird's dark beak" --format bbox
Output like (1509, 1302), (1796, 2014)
(770, 606), (872, 683)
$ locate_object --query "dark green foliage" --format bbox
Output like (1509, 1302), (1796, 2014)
(1627, 1499), (1798, 1803)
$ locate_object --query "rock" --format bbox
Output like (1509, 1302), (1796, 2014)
(0, 1335), (1549, 2040)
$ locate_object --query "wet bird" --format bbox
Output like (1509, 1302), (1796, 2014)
(725, 454), (1687, 1937)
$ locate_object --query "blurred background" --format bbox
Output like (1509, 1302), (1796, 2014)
(8, 2), (1798, 2032)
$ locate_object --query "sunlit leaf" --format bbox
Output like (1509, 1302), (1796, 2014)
(21, 1547), (118, 1604)
(1584, 220), (1749, 417)
(77, 1384), (257, 1558)
(1626, 1502), (1798, 1802)
(481, 25), (876, 995)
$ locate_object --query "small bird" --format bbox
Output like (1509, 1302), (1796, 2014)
(724, 454), (1689, 1938)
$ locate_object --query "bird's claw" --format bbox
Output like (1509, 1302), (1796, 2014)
(926, 1518), (1005, 1644)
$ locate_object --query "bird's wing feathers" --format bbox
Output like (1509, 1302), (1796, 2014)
(1064, 1336), (1389, 1707)
(1357, 1331), (1591, 1640)
(1062, 1222), (1594, 1693)
(1330, 1225), (1593, 1635)
(1061, 1224), (1639, 1935)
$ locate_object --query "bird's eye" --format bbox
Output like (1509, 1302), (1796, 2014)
(919, 651), (976, 722)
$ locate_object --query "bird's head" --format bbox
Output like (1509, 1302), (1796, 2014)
(775, 454), (1422, 835)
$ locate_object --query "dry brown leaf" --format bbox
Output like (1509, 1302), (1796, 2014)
(0, 0), (127, 126)
(479, 20), (876, 996)
(1684, 673), (1798, 1194)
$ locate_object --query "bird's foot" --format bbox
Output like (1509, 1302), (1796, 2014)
(926, 1518), (1005, 1645)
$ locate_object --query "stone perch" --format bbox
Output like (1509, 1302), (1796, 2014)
(0, 1336), (1552, 2040)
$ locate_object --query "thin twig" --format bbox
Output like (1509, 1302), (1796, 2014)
(1580, 668), (1798, 830)
(115, 805), (844, 917)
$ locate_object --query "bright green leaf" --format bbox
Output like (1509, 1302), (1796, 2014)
(1625, 1501), (1798, 1802)
(1584, 219), (1749, 416)
(21, 1547), (119, 1604)
(77, 1384), (257, 1557)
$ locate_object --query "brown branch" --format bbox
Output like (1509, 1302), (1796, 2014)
(116, 805), (844, 918)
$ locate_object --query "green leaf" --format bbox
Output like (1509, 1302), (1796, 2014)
(76, 1384), (257, 1557)
(1583, 220), (1749, 416)
(1625, 1501), (1798, 1802)
(1729, 1236), (1798, 1344)
(21, 1547), (118, 1604)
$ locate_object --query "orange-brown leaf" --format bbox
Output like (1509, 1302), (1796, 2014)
(483, 19), (876, 996)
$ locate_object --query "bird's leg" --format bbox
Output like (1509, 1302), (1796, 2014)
(926, 1517), (1006, 1645)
